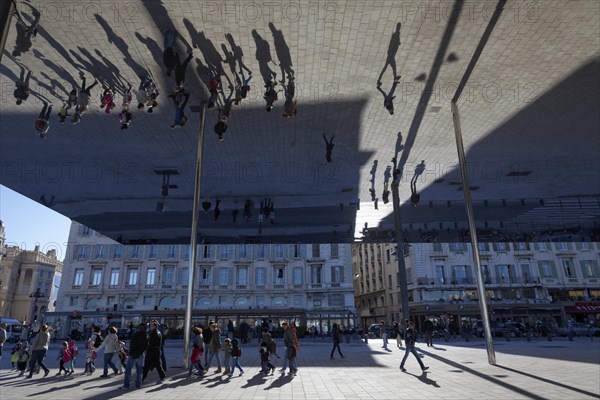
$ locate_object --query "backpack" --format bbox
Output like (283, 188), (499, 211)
(94, 335), (103, 348)
(72, 345), (79, 357)
(236, 348), (242, 357)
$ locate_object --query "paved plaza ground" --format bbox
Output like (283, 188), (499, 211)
(1, 336), (599, 399)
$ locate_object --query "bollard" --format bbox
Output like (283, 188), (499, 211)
(568, 332), (574, 341)
(506, 330), (510, 342)
(444, 331), (450, 342)
(346, 334), (350, 343)
(547, 333), (552, 341)
(363, 334), (368, 344)
(526, 332), (531, 342)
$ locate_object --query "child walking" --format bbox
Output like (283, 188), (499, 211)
(83, 337), (97, 375)
(229, 338), (244, 376)
(259, 342), (275, 375)
(56, 341), (68, 375)
(65, 340), (78, 374)
(188, 343), (205, 377)
(10, 342), (22, 369)
(222, 338), (232, 375)
(17, 345), (30, 376)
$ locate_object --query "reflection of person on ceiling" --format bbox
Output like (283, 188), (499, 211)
(323, 134), (335, 162)
(377, 76), (400, 115)
(410, 161), (425, 207)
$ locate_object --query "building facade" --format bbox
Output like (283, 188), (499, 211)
(353, 242), (600, 333)
(0, 242), (63, 323)
(49, 222), (356, 338)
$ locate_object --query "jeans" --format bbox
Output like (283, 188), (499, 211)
(223, 356), (231, 371)
(330, 342), (343, 357)
(400, 345), (425, 370)
(103, 352), (118, 375)
(123, 355), (144, 389)
(231, 356), (243, 373)
(382, 332), (389, 349)
(206, 349), (221, 369)
(286, 347), (297, 372)
(281, 348), (288, 370)
(27, 349), (49, 377)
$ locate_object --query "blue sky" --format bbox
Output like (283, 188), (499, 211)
(0, 185), (71, 260)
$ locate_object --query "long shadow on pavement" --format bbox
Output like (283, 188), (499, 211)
(494, 364), (600, 399)
(418, 348), (578, 400)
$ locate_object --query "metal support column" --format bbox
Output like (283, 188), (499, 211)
(182, 101), (207, 369)
(391, 165), (410, 327)
(451, 101), (496, 365)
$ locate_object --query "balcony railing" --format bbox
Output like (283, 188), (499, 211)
(88, 284), (100, 289)
(125, 284), (136, 290)
(199, 284), (210, 290)
(273, 284), (286, 289)
(236, 284), (247, 290)
(161, 284), (173, 289)
(310, 283), (323, 289)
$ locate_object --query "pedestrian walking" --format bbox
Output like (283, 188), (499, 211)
(393, 321), (403, 348)
(380, 320), (389, 350)
(282, 321), (298, 375)
(96, 325), (120, 377)
(56, 341), (68, 375)
(187, 327), (205, 377)
(399, 321), (429, 373)
(203, 321), (213, 367)
(170, 91), (190, 128)
(330, 323), (344, 359)
(34, 102), (52, 139)
(57, 103), (69, 124)
(100, 86), (115, 114)
(263, 74), (278, 112)
(205, 324), (222, 372)
(423, 316), (434, 347)
(16, 343), (30, 376)
(230, 337), (244, 376)
(222, 338), (232, 375)
(119, 111), (133, 130)
(120, 323), (148, 390)
(25, 324), (50, 379)
(323, 134), (335, 162)
(175, 51), (193, 89)
(281, 77), (297, 118)
(76, 74), (98, 116)
(163, 30), (178, 77)
(214, 119), (228, 141)
(14, 65), (31, 105)
(83, 337), (97, 375)
(142, 321), (166, 385)
(259, 341), (276, 375)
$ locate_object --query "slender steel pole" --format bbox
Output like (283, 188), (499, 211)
(182, 101), (207, 368)
(0, 0), (15, 64)
(451, 101), (496, 365)
(390, 162), (410, 327)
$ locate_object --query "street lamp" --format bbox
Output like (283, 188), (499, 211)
(29, 288), (45, 323)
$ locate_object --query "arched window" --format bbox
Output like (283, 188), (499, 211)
(159, 296), (174, 310)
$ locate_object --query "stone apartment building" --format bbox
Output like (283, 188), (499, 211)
(353, 242), (600, 333)
(48, 222), (356, 338)
(0, 220), (63, 323)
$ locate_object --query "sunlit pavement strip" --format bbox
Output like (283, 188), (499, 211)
(1, 337), (599, 399)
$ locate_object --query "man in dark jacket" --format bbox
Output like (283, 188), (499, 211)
(423, 316), (435, 347)
(203, 320), (213, 367)
(142, 321), (165, 385)
(121, 323), (148, 390)
(399, 321), (429, 373)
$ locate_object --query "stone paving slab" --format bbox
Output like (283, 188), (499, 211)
(1, 337), (599, 399)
